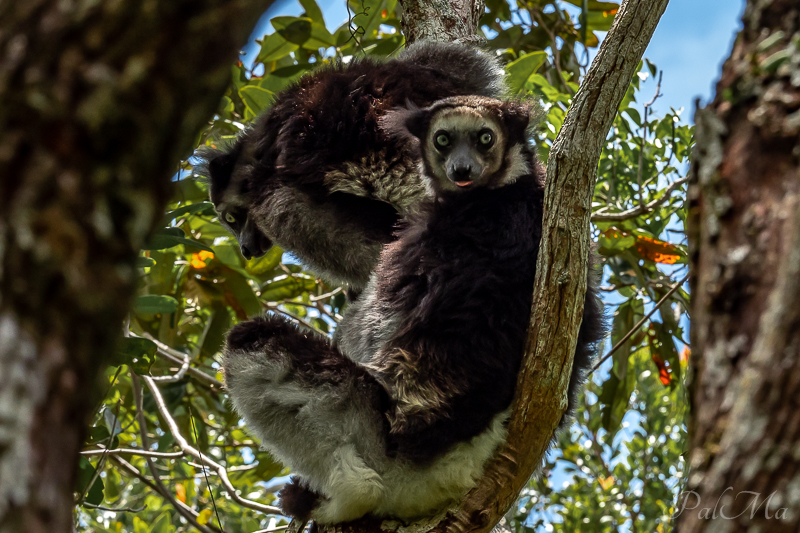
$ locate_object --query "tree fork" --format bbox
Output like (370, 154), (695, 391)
(0, 1), (274, 531)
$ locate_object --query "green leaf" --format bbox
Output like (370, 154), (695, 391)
(143, 228), (214, 253)
(260, 275), (317, 301)
(525, 74), (562, 101)
(161, 202), (214, 224)
(223, 268), (262, 317)
(246, 246), (283, 275)
(505, 51), (548, 95)
(85, 426), (110, 445)
(136, 256), (156, 268)
(239, 85), (275, 116)
(76, 456), (105, 505)
(299, 0), (325, 25)
(135, 295), (179, 315)
(151, 511), (174, 533)
(112, 337), (157, 374)
(272, 16), (335, 49)
(624, 107), (642, 127)
(257, 32), (299, 64)
(199, 304), (232, 358)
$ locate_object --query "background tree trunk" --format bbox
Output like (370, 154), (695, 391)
(682, 0), (800, 530)
(0, 1), (273, 531)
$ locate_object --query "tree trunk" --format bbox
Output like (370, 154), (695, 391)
(0, 1), (273, 531)
(398, 0), (486, 44)
(682, 0), (800, 530)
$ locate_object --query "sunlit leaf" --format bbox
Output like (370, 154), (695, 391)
(505, 51), (548, 95)
(134, 295), (179, 315)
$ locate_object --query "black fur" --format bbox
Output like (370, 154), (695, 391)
(199, 42), (505, 288)
(222, 97), (605, 523)
(279, 477), (322, 522)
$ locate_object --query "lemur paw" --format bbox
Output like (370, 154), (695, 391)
(226, 315), (296, 352)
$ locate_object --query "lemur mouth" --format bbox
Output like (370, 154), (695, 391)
(455, 181), (474, 187)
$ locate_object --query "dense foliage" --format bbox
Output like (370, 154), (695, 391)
(75, 1), (692, 532)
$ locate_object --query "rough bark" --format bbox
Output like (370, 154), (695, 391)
(680, 0), (800, 531)
(0, 1), (273, 532)
(398, 0), (486, 44)
(319, 2), (668, 533)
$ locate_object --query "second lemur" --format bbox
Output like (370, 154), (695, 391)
(201, 42), (505, 292)
(223, 96), (605, 524)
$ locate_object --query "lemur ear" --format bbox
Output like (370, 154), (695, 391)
(380, 102), (430, 142)
(203, 148), (239, 204)
(501, 101), (534, 144)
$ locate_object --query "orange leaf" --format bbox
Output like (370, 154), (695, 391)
(602, 229), (682, 264)
(176, 483), (186, 503)
(599, 476), (615, 490)
(680, 346), (691, 363)
(651, 353), (673, 386)
(381, 9), (388, 17)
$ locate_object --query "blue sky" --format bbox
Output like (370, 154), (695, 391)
(247, 0), (744, 125)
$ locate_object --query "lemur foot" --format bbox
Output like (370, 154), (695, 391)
(279, 477), (322, 522)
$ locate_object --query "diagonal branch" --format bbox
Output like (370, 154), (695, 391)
(592, 176), (689, 222)
(141, 375), (283, 515)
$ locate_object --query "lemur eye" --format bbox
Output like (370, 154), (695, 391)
(479, 130), (494, 146)
(434, 131), (450, 149)
(224, 213), (236, 224)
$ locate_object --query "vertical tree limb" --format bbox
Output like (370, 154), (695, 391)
(0, 1), (274, 531)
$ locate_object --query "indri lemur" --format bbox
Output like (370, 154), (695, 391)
(201, 42), (505, 291)
(223, 96), (605, 524)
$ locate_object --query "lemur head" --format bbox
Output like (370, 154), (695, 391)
(382, 96), (535, 195)
(197, 139), (273, 260)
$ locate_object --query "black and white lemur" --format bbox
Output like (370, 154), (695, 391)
(223, 96), (605, 524)
(201, 42), (505, 292)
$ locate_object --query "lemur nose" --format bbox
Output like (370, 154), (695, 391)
(451, 165), (472, 181)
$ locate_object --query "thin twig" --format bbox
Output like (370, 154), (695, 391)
(588, 272), (689, 375)
(142, 375), (282, 515)
(77, 400), (120, 504)
(151, 346), (190, 383)
(189, 402), (224, 530)
(635, 71), (663, 211)
(309, 287), (342, 302)
(81, 447), (184, 459)
(138, 332), (224, 389)
(81, 502), (147, 513)
(111, 455), (222, 533)
(592, 176), (688, 222)
(252, 526), (290, 533)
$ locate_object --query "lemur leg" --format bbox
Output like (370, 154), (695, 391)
(223, 316), (387, 523)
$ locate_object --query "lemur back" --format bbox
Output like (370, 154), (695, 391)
(201, 43), (505, 291)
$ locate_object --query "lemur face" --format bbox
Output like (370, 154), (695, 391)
(206, 147), (273, 260)
(382, 96), (533, 196)
(424, 109), (507, 192)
